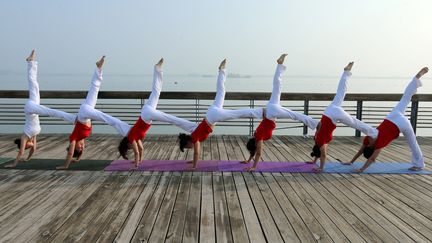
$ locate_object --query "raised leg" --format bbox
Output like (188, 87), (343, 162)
(27, 61), (40, 104)
(268, 64), (287, 105)
(26, 104), (76, 123)
(145, 60), (164, 109)
(142, 107), (197, 133)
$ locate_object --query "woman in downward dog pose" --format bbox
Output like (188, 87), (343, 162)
(5, 50), (77, 168)
(179, 59), (264, 170)
(58, 56), (130, 169)
(118, 58), (197, 168)
(310, 62), (379, 172)
(243, 54), (319, 171)
(347, 67), (428, 172)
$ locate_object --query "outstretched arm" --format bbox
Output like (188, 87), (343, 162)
(247, 140), (263, 171)
(131, 141), (140, 168)
(137, 139), (144, 162)
(355, 149), (381, 173)
(57, 141), (76, 169)
(26, 137), (36, 161)
(241, 155), (254, 164)
(191, 142), (201, 169)
(313, 144), (327, 172)
(345, 145), (365, 164)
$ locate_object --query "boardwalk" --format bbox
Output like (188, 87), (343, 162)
(0, 134), (432, 242)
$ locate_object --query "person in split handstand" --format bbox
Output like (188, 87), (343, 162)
(5, 50), (77, 168)
(347, 67), (428, 173)
(118, 58), (197, 168)
(178, 59), (264, 170)
(310, 62), (379, 172)
(58, 56), (130, 169)
(243, 54), (319, 171)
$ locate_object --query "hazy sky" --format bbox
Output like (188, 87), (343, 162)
(0, 0), (431, 78)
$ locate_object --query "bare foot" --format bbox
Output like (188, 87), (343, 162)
(4, 162), (18, 168)
(344, 62), (354, 71)
(312, 167), (323, 173)
(277, 54), (288, 65)
(408, 166), (423, 171)
(240, 160), (250, 164)
(96, 56), (105, 69)
(219, 59), (227, 70)
(188, 166), (197, 171)
(354, 169), (364, 173)
(416, 67), (429, 79)
(156, 58), (164, 68)
(56, 165), (69, 170)
(26, 50), (36, 62)
(246, 166), (256, 172)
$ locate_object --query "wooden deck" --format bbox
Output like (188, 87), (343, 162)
(0, 134), (432, 242)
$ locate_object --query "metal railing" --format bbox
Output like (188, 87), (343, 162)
(1, 90), (432, 136)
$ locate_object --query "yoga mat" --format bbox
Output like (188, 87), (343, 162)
(1, 159), (113, 171)
(0, 158), (13, 165)
(105, 160), (432, 174)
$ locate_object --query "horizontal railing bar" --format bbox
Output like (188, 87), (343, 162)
(2, 90), (432, 101)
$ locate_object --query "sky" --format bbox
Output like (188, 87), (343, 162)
(0, 0), (431, 78)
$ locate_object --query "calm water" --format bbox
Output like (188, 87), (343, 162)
(1, 73), (431, 135)
(1, 72), (432, 93)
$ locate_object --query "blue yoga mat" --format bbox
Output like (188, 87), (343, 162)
(106, 159), (431, 174)
(324, 162), (431, 174)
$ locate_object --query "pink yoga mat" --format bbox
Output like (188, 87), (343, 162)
(105, 159), (314, 172)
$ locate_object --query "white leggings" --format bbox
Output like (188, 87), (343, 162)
(386, 77), (424, 168)
(23, 61), (76, 138)
(206, 69), (263, 125)
(266, 64), (319, 130)
(77, 68), (130, 137)
(140, 66), (198, 133)
(323, 71), (378, 138)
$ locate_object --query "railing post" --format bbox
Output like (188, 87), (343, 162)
(140, 98), (145, 108)
(355, 100), (363, 137)
(249, 100), (255, 136)
(303, 100), (309, 135)
(195, 99), (199, 123)
(410, 100), (419, 134)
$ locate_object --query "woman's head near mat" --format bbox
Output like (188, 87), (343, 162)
(246, 137), (257, 156)
(310, 144), (321, 158)
(178, 133), (193, 152)
(118, 137), (130, 160)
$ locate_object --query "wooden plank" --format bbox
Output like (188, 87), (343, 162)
(1, 171), (93, 241)
(252, 173), (300, 242)
(222, 172), (250, 243)
(131, 172), (172, 242)
(313, 173), (397, 242)
(232, 173), (266, 243)
(261, 173), (320, 242)
(199, 172), (216, 243)
(213, 173), (233, 243)
(293, 173), (366, 242)
(47, 173), (129, 242)
(241, 172), (283, 242)
(114, 172), (162, 242)
(148, 172), (182, 242)
(165, 172), (192, 243)
(95, 173), (152, 242)
(182, 172), (202, 243)
(334, 174), (422, 242)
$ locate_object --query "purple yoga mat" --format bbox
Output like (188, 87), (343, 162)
(105, 160), (315, 172)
